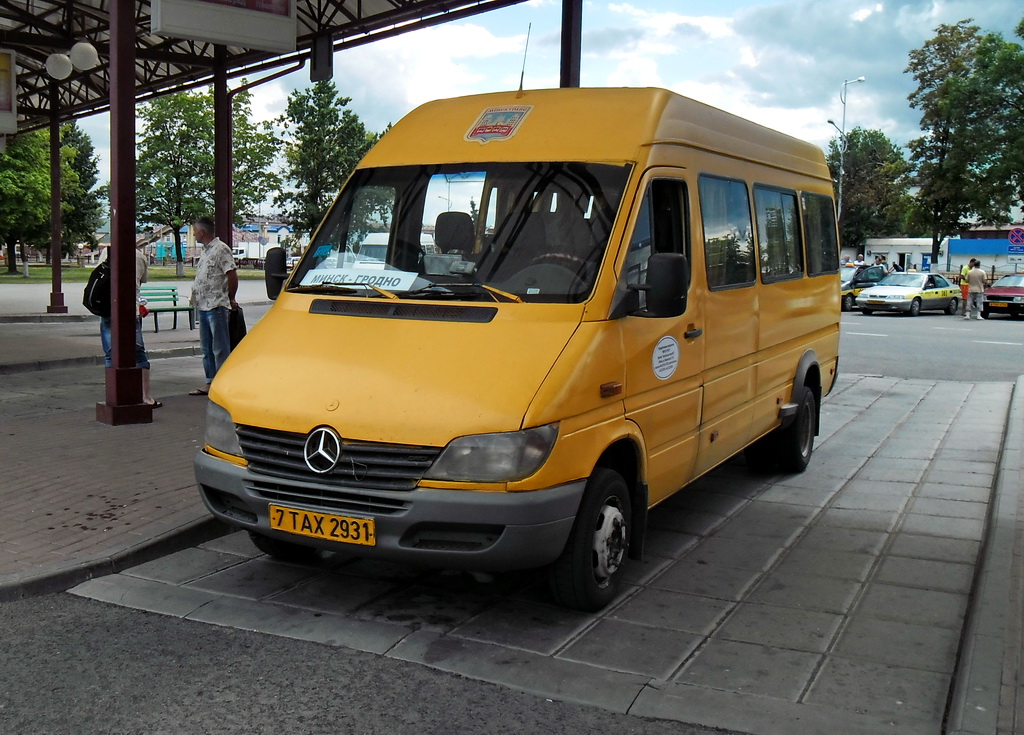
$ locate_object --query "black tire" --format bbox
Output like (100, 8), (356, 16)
(841, 294), (854, 312)
(744, 433), (778, 473)
(945, 297), (959, 315)
(248, 531), (320, 563)
(775, 387), (817, 474)
(549, 468), (631, 612)
(907, 298), (922, 316)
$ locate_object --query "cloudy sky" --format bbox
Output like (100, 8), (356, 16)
(82, 0), (1022, 186)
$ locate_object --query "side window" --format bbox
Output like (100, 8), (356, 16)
(622, 179), (689, 309)
(802, 192), (840, 275)
(699, 175), (755, 289)
(754, 186), (802, 282)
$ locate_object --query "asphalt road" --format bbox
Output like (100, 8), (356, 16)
(0, 594), (731, 735)
(839, 310), (1023, 381)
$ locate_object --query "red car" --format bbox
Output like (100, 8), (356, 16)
(982, 274), (1024, 318)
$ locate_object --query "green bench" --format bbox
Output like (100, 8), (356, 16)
(140, 285), (195, 332)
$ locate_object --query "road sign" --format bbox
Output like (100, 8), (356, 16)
(1009, 229), (1024, 263)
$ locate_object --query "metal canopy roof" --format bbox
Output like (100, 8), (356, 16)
(1, 0), (526, 132)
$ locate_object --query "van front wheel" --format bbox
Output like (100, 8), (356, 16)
(776, 387), (817, 473)
(549, 468), (631, 612)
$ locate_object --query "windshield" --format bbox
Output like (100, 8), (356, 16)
(289, 162), (631, 303)
(878, 273), (925, 288)
(993, 275), (1024, 288)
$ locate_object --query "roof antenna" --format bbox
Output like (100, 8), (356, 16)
(517, 24), (532, 96)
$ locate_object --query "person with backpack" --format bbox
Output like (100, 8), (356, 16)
(88, 241), (161, 408)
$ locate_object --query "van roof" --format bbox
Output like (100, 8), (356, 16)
(360, 87), (829, 181)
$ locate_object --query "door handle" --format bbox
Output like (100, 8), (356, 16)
(684, 327), (703, 340)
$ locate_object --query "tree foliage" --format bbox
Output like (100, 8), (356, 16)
(136, 90), (215, 273)
(905, 20), (986, 262)
(0, 131), (53, 272)
(275, 81), (378, 238)
(963, 20), (1024, 222)
(826, 127), (914, 249)
(61, 122), (105, 257)
(231, 87), (281, 221)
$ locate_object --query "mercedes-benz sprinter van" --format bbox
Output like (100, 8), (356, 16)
(195, 87), (840, 611)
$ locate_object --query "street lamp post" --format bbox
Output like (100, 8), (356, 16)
(827, 76), (865, 224)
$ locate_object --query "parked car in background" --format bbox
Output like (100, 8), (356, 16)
(840, 264), (887, 311)
(982, 274), (1024, 319)
(856, 272), (960, 316)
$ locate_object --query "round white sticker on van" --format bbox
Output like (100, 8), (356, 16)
(652, 336), (679, 380)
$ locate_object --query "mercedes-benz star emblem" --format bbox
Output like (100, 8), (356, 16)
(303, 427), (342, 474)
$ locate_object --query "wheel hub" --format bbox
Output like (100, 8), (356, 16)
(592, 503), (627, 582)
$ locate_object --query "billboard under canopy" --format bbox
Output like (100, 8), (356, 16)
(152, 0), (297, 53)
(1, 49), (16, 135)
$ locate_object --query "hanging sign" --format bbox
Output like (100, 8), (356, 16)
(152, 0), (297, 53)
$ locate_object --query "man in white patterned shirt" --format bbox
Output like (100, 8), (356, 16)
(189, 216), (237, 396)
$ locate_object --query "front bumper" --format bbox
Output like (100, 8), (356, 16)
(857, 298), (912, 312)
(194, 449), (585, 571)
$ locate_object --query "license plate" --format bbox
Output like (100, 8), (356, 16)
(867, 299), (884, 305)
(989, 302), (1006, 308)
(268, 504), (376, 547)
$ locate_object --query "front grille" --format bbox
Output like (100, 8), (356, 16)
(247, 480), (410, 515)
(237, 424), (441, 491)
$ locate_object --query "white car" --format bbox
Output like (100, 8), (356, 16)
(855, 272), (960, 316)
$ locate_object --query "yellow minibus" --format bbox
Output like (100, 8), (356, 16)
(195, 87), (840, 610)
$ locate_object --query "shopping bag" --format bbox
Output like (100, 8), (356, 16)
(229, 305), (247, 349)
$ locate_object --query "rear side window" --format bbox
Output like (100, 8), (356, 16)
(802, 192), (839, 275)
(699, 175), (755, 289)
(754, 186), (802, 282)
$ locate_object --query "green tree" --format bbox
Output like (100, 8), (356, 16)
(61, 122), (105, 259)
(0, 131), (51, 274)
(275, 81), (378, 237)
(963, 19), (1024, 222)
(905, 20), (985, 264)
(230, 87), (281, 221)
(826, 127), (914, 250)
(136, 90), (215, 277)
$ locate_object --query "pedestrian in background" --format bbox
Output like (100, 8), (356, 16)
(964, 260), (987, 321)
(959, 259), (974, 315)
(189, 216), (238, 396)
(99, 241), (161, 407)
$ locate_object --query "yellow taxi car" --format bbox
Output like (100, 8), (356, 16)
(840, 264), (887, 311)
(856, 272), (961, 316)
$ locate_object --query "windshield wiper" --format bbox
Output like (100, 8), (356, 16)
(401, 283), (523, 303)
(289, 280), (398, 299)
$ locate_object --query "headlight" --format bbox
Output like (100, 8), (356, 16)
(424, 424), (559, 483)
(205, 400), (243, 456)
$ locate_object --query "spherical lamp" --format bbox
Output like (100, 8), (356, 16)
(69, 41), (100, 70)
(45, 53), (73, 80)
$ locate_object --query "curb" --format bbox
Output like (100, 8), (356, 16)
(0, 346), (204, 375)
(946, 374), (1024, 734)
(0, 313), (95, 323)
(0, 516), (231, 603)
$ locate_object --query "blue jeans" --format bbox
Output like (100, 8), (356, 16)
(99, 316), (150, 369)
(199, 306), (231, 382)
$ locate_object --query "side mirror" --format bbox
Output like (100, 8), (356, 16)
(639, 252), (689, 318)
(264, 247), (288, 300)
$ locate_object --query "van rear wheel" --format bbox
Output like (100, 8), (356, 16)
(776, 387), (817, 473)
(549, 468), (631, 612)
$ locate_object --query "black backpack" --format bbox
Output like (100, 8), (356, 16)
(83, 259), (112, 317)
